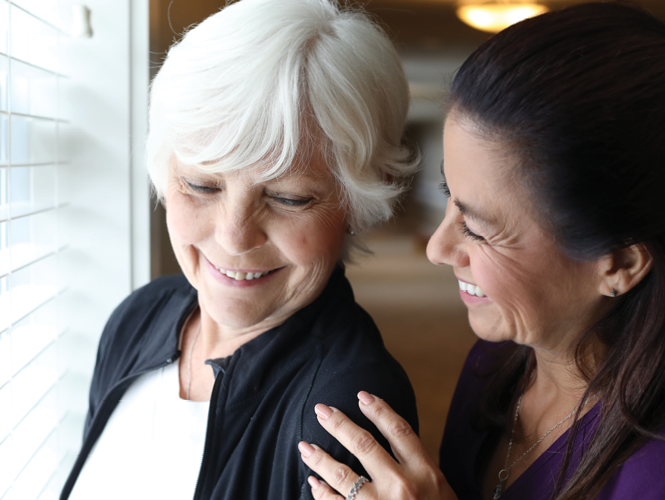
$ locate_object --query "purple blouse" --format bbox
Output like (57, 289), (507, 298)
(439, 341), (665, 500)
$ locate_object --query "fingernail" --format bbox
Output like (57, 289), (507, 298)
(315, 403), (334, 420)
(308, 476), (321, 490)
(298, 441), (315, 458)
(358, 391), (375, 405)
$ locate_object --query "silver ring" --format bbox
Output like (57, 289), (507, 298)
(346, 476), (369, 500)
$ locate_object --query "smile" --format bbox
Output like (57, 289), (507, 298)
(458, 279), (486, 298)
(214, 267), (273, 281)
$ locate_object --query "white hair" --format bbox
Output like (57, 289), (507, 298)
(147, 0), (418, 237)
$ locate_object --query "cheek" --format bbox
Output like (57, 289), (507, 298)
(277, 208), (346, 266)
(469, 247), (509, 293)
(165, 192), (209, 245)
(471, 247), (542, 313)
(471, 245), (591, 333)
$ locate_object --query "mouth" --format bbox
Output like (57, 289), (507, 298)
(458, 279), (486, 298)
(213, 266), (277, 281)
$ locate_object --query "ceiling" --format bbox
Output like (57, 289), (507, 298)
(360, 0), (665, 51)
(150, 0), (665, 61)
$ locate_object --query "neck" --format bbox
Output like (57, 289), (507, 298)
(180, 305), (284, 401)
(516, 338), (604, 435)
(529, 336), (604, 398)
(197, 307), (281, 361)
(530, 351), (587, 399)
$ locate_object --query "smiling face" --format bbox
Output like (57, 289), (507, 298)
(426, 116), (609, 355)
(165, 149), (347, 337)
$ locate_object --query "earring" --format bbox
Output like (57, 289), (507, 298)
(610, 289), (617, 298)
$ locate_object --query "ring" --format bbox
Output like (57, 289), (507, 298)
(346, 476), (369, 500)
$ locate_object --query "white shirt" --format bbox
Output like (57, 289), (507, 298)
(70, 361), (210, 500)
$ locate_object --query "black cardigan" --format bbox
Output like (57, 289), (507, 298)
(61, 266), (418, 500)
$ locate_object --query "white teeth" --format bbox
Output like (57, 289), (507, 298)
(458, 280), (486, 298)
(216, 267), (270, 281)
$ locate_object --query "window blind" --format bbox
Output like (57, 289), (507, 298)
(0, 2), (70, 499)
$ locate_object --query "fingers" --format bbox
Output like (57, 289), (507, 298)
(312, 404), (398, 479)
(307, 476), (345, 500)
(356, 392), (434, 467)
(299, 441), (370, 498)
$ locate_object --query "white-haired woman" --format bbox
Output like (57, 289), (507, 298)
(60, 1), (418, 499)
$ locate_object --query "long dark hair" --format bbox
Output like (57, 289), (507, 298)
(449, 2), (665, 499)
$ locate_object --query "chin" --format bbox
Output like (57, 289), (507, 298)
(468, 314), (513, 344)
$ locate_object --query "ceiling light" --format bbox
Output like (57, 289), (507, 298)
(456, 1), (549, 33)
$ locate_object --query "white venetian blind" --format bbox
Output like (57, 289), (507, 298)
(0, 1), (70, 499)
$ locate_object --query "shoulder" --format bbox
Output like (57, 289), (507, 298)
(300, 291), (418, 454)
(101, 275), (194, 337)
(598, 432), (665, 500)
(110, 274), (194, 320)
(439, 340), (502, 496)
(300, 348), (418, 484)
(312, 300), (416, 425)
(309, 271), (412, 404)
(93, 275), (196, 383)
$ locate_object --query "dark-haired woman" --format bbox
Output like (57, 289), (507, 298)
(298, 3), (665, 500)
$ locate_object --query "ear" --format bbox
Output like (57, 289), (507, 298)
(598, 244), (653, 297)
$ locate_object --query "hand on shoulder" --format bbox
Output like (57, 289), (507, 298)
(299, 392), (457, 500)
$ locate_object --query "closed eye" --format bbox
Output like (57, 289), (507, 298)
(438, 181), (451, 197)
(186, 181), (219, 194)
(273, 196), (313, 207)
(460, 221), (484, 241)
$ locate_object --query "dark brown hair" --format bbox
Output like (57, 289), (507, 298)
(449, 2), (665, 499)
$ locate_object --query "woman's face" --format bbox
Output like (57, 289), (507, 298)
(165, 149), (347, 335)
(427, 116), (607, 354)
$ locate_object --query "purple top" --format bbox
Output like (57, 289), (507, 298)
(440, 341), (665, 500)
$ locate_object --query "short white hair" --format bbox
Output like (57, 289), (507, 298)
(147, 0), (417, 235)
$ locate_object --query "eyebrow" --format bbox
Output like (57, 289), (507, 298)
(454, 199), (496, 226)
(440, 161), (497, 226)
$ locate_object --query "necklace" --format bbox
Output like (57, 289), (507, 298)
(185, 319), (202, 401)
(492, 392), (598, 500)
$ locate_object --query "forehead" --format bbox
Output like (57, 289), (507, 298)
(443, 117), (514, 192)
(442, 116), (540, 228)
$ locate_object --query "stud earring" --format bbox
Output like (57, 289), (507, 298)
(610, 289), (617, 298)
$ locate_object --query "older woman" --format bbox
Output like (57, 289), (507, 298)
(299, 3), (665, 500)
(60, 1), (419, 499)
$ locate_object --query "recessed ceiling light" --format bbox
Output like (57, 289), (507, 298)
(456, 1), (549, 33)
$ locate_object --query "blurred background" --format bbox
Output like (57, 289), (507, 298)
(148, 0), (665, 460)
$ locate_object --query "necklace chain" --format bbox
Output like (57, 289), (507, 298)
(493, 391), (598, 500)
(185, 319), (202, 401)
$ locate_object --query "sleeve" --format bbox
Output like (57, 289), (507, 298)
(298, 360), (419, 500)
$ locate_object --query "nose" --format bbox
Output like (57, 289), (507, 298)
(215, 200), (267, 256)
(426, 200), (469, 268)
